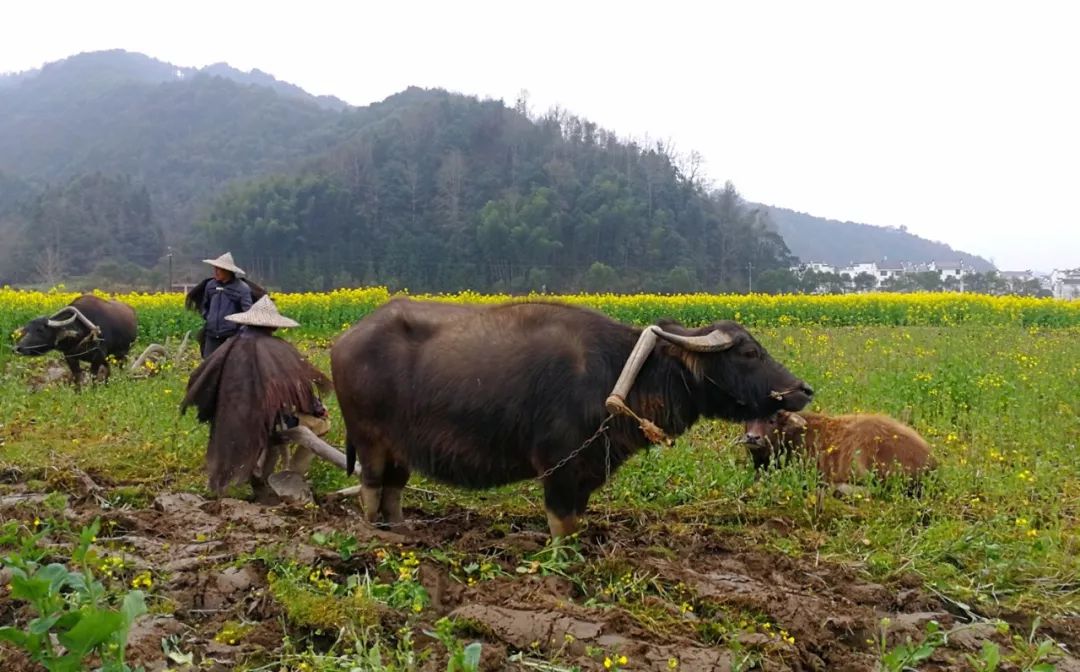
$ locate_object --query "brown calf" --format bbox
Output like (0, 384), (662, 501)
(742, 410), (937, 484)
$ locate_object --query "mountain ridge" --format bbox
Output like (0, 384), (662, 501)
(0, 49), (348, 110)
(0, 50), (997, 288)
(758, 204), (995, 272)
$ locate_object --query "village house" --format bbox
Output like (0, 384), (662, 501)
(929, 260), (964, 283)
(1051, 269), (1080, 300)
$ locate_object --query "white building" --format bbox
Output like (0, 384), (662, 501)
(845, 262), (878, 277)
(790, 262), (838, 275)
(876, 262), (906, 285)
(929, 261), (964, 283)
(805, 262), (836, 275)
(999, 270), (1034, 283)
(1051, 269), (1080, 300)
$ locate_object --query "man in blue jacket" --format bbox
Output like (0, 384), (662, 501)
(199, 252), (253, 358)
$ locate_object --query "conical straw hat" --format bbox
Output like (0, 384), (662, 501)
(225, 296), (299, 328)
(202, 251), (245, 276)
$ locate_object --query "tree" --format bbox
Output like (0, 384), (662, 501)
(853, 272), (877, 293)
(583, 262), (619, 293)
(15, 173), (164, 283)
(34, 245), (66, 286)
(756, 268), (802, 294)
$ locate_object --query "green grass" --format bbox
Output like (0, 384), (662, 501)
(3, 323), (1080, 620)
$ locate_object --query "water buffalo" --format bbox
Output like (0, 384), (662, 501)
(14, 295), (137, 385)
(742, 410), (937, 485)
(331, 298), (813, 537)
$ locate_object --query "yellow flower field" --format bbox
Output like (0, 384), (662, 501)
(4, 286), (1080, 344)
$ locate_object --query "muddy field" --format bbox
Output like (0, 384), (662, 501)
(5, 324), (1080, 670)
(3, 477), (1079, 672)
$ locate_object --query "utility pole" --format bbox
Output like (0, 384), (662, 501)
(747, 262), (753, 293)
(167, 246), (174, 293)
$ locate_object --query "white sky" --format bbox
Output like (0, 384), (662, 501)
(3, 1), (1078, 271)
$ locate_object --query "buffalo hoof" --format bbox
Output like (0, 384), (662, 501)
(545, 510), (580, 538)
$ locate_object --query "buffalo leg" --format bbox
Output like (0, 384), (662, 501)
(573, 472), (606, 517)
(358, 442), (389, 524)
(380, 461), (410, 525)
(359, 485), (382, 523)
(542, 475), (580, 538)
(64, 357), (83, 390)
(89, 356), (109, 384)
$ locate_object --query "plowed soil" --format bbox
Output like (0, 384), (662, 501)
(3, 485), (1080, 672)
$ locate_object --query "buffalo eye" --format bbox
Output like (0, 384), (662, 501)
(741, 348), (759, 360)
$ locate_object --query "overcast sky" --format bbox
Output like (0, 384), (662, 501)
(3, 1), (1078, 271)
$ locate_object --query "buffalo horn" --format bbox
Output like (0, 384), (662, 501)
(654, 327), (735, 352)
(605, 325), (661, 413)
(605, 324), (736, 415)
(46, 308), (78, 327)
(46, 306), (99, 334)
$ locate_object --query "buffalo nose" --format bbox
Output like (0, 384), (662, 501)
(743, 432), (761, 444)
(800, 383), (814, 397)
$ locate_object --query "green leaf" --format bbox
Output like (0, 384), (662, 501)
(39, 563), (75, 593)
(44, 651), (89, 672)
(462, 642), (483, 671)
(1030, 664), (1055, 672)
(29, 613), (63, 635)
(55, 611), (82, 631)
(120, 590), (148, 628)
(9, 574), (52, 602)
(113, 590), (148, 659)
(979, 641), (1000, 671)
(56, 608), (123, 657)
(908, 642), (937, 664)
(0, 625), (30, 647)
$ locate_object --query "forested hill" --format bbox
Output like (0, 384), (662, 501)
(0, 51), (794, 291)
(760, 205), (995, 271)
(1, 50), (990, 292)
(200, 88), (794, 292)
(0, 50), (349, 236)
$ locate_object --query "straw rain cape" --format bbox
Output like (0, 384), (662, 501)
(181, 329), (332, 493)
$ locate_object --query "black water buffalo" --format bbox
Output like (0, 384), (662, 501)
(14, 295), (137, 385)
(330, 298), (813, 537)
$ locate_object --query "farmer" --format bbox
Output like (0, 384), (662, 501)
(193, 252), (253, 358)
(181, 296), (332, 503)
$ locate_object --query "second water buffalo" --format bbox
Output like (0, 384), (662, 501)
(743, 410), (937, 485)
(331, 298), (813, 537)
(13, 294), (137, 385)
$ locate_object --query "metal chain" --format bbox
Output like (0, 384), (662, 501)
(535, 413), (615, 481)
(388, 509), (475, 528)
